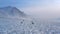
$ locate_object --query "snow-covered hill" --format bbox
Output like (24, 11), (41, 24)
(0, 6), (26, 18)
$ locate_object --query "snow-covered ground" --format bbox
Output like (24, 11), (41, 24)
(0, 17), (60, 34)
(0, 6), (60, 34)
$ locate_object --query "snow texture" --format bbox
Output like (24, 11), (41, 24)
(0, 17), (60, 34)
(0, 6), (60, 34)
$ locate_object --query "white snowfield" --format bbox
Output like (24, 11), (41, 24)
(0, 17), (60, 34)
(0, 6), (60, 34)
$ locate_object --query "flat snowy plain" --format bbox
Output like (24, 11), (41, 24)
(0, 17), (60, 34)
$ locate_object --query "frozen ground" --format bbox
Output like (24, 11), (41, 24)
(0, 17), (60, 34)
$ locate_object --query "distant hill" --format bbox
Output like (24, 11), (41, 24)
(0, 6), (26, 18)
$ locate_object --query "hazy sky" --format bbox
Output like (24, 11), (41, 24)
(0, 0), (60, 18)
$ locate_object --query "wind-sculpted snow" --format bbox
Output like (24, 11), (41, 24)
(0, 17), (60, 34)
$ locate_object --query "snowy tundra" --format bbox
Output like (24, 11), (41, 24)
(0, 6), (60, 34)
